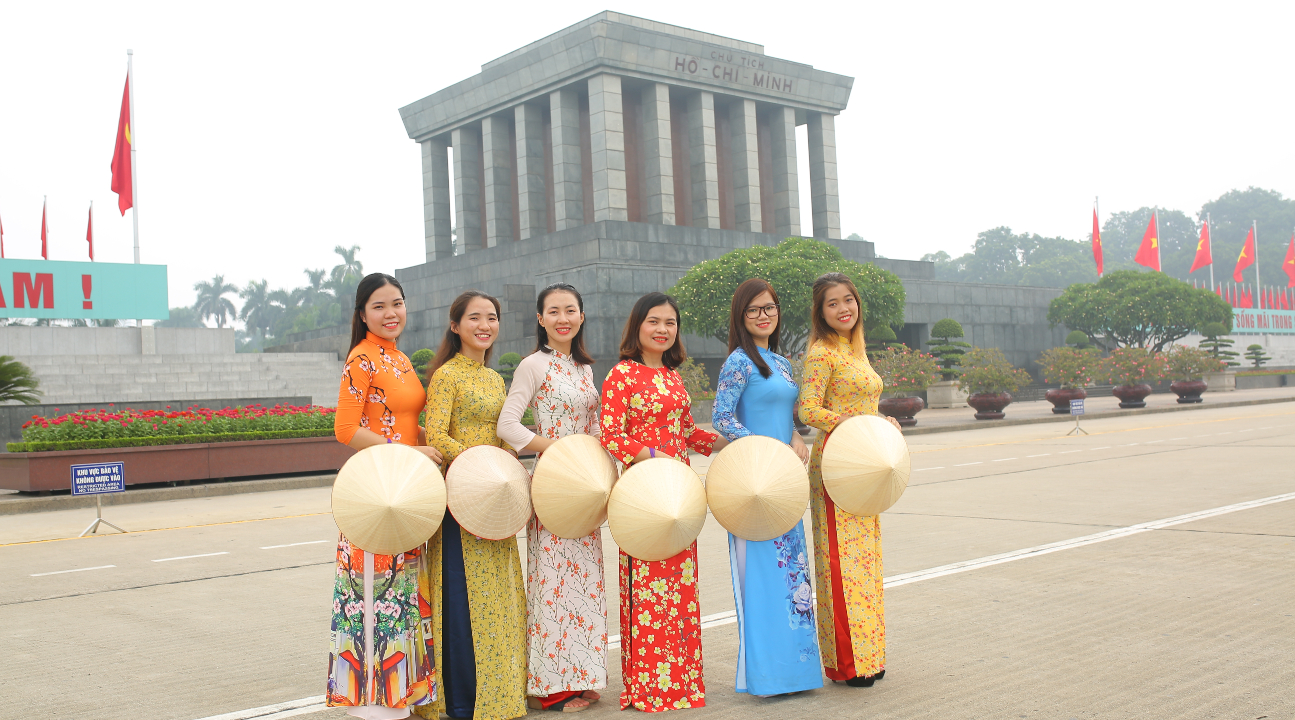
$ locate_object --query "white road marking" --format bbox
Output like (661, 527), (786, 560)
(1143, 440), (1165, 444)
(954, 462), (982, 467)
(192, 492), (1295, 720)
(1026, 454), (1051, 458)
(1059, 450), (1083, 454)
(260, 541), (331, 550)
(992, 458), (1017, 462)
(1119, 443), (1139, 446)
(30, 565), (115, 577)
(153, 552), (230, 563)
(1091, 446), (1111, 450)
(916, 467), (944, 471)
(1170, 437), (1187, 441)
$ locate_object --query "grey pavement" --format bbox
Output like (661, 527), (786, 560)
(2, 402), (1292, 719)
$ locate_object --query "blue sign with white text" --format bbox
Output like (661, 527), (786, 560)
(70, 462), (125, 495)
(1070, 399), (1085, 415)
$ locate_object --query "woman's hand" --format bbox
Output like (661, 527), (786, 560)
(882, 415), (902, 431)
(710, 436), (730, 454)
(790, 434), (810, 464)
(415, 445), (444, 464)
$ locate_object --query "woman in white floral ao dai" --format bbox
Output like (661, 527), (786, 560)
(497, 283), (606, 714)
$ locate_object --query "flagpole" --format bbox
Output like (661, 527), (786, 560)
(1254, 220), (1261, 309)
(1095, 196), (1101, 277)
(1155, 209), (1162, 271)
(1203, 214), (1212, 291)
(128, 49), (139, 267)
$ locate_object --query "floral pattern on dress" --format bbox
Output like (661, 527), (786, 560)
(498, 349), (609, 698)
(774, 530), (815, 631)
(328, 333), (436, 711)
(712, 348), (797, 441)
(797, 335), (887, 681)
(599, 360), (717, 712)
(415, 353), (527, 720)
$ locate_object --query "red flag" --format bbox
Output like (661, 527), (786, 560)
(1240, 287), (1252, 308)
(1215, 285), (1223, 299)
(40, 198), (48, 259)
(1284, 234), (1295, 288)
(0, 212), (5, 258)
(1134, 212), (1160, 270)
(1233, 226), (1256, 282)
(1092, 208), (1104, 276)
(1190, 219), (1212, 273)
(110, 76), (133, 215)
(87, 203), (94, 261)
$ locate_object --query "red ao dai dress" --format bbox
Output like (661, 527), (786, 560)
(796, 336), (887, 682)
(496, 348), (608, 707)
(599, 360), (718, 712)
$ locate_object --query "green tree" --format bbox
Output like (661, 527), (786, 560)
(1097, 208), (1199, 280)
(1197, 322), (1240, 367)
(1064, 330), (1092, 349)
(1244, 344), (1271, 369)
(497, 352), (522, 386)
(0, 356), (41, 405)
(920, 227), (1098, 288)
(330, 245), (364, 311)
(927, 318), (971, 380)
(1047, 270), (1233, 351)
(410, 348), (434, 387)
(669, 237), (906, 355)
(156, 307), (204, 328)
(193, 275), (238, 328)
(677, 357), (711, 398)
(865, 324), (902, 360)
(239, 279), (273, 339)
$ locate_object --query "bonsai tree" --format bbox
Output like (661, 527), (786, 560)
(957, 348), (1032, 395)
(927, 318), (972, 380)
(0, 356), (41, 405)
(678, 357), (712, 400)
(866, 325), (903, 360)
(497, 352), (523, 387)
(410, 348), (435, 387)
(1244, 344), (1272, 368)
(870, 346), (942, 398)
(1036, 346), (1100, 389)
(1065, 330), (1093, 349)
(1197, 322), (1240, 367)
(1099, 348), (1168, 388)
(1164, 345), (1226, 381)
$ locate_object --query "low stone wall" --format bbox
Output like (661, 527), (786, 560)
(1236, 373), (1293, 390)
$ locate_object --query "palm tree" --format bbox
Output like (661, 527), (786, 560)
(303, 269), (330, 306)
(193, 275), (239, 328)
(0, 356), (42, 405)
(331, 245), (363, 288)
(239, 279), (273, 339)
(267, 287), (307, 338)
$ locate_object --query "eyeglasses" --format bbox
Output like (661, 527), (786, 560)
(744, 304), (780, 319)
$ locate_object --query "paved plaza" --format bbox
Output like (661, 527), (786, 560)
(3, 401), (1292, 720)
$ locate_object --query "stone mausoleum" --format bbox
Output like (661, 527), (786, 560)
(282, 12), (1068, 382)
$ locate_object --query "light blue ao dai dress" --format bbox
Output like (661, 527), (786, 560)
(712, 347), (824, 696)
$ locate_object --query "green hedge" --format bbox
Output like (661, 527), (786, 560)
(8, 428), (335, 453)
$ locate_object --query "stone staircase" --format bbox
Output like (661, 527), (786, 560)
(15, 352), (344, 407)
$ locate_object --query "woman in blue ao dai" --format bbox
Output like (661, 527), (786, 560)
(711, 279), (823, 697)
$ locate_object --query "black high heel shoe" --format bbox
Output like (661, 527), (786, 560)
(844, 670), (884, 687)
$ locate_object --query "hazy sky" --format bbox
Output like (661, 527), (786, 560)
(1, 1), (1291, 311)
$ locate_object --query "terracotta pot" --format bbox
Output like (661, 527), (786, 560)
(967, 392), (1012, 420)
(1044, 387), (1088, 415)
(1112, 383), (1153, 409)
(879, 396), (925, 428)
(1170, 379), (1207, 404)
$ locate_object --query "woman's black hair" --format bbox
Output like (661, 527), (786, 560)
(349, 273), (405, 352)
(535, 283), (595, 366)
(618, 292), (686, 369)
(428, 290), (501, 377)
(727, 278), (781, 378)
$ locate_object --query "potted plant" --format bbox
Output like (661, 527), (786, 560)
(865, 325), (903, 361)
(925, 318), (972, 408)
(1198, 322), (1239, 392)
(1164, 345), (1225, 404)
(957, 348), (1032, 420)
(871, 346), (942, 427)
(1099, 348), (1168, 408)
(1036, 346), (1099, 414)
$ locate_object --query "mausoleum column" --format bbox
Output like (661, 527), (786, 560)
(550, 88), (584, 230)
(768, 107), (801, 237)
(686, 91), (721, 229)
(452, 124), (483, 252)
(514, 103), (547, 240)
(587, 74), (628, 222)
(729, 98), (762, 233)
(639, 83), (675, 226)
(481, 114), (514, 247)
(807, 112), (841, 239)
(420, 137), (453, 260)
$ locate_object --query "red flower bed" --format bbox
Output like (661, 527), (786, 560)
(21, 404), (337, 446)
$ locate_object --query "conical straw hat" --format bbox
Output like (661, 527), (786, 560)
(531, 433), (618, 539)
(821, 415), (911, 517)
(607, 457), (707, 561)
(445, 445), (533, 540)
(332, 443), (446, 555)
(706, 435), (810, 541)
